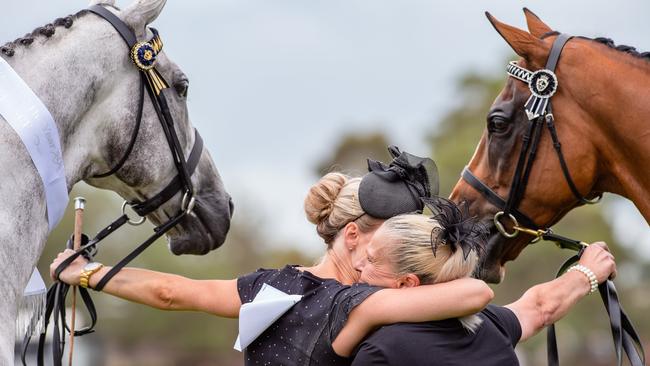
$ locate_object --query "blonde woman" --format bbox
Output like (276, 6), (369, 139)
(351, 198), (617, 366)
(51, 147), (493, 366)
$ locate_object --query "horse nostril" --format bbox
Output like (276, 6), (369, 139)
(228, 196), (234, 219)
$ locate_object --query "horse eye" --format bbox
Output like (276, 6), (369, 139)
(174, 79), (189, 98)
(488, 115), (510, 134)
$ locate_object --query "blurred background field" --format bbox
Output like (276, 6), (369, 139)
(5, 0), (650, 365)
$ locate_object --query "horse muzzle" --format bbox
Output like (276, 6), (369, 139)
(168, 193), (233, 255)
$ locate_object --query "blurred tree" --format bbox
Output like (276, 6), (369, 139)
(314, 132), (392, 177)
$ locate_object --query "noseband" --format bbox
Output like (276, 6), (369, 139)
(26, 6), (207, 365)
(461, 33), (601, 240)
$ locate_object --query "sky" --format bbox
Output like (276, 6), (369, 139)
(3, 0), (649, 256)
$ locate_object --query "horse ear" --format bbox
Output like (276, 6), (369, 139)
(485, 12), (547, 62)
(122, 0), (167, 39)
(523, 8), (552, 38)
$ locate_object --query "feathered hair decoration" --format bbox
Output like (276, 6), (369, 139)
(422, 196), (488, 260)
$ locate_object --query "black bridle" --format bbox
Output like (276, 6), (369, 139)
(461, 33), (644, 366)
(90, 5), (202, 221)
(24, 5), (206, 365)
(461, 33), (601, 241)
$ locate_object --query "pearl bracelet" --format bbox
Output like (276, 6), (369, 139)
(568, 264), (598, 294)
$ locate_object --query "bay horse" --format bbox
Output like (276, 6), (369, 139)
(450, 8), (650, 283)
(0, 0), (233, 363)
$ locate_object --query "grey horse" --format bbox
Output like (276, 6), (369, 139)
(0, 0), (234, 363)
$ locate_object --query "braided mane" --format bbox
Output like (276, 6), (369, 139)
(589, 36), (650, 62)
(541, 30), (650, 63)
(1, 10), (89, 57)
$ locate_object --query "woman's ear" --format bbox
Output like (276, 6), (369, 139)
(343, 222), (360, 250)
(397, 274), (421, 288)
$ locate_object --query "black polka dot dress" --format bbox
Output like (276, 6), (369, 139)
(237, 265), (380, 366)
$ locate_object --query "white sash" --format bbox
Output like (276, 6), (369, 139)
(0, 57), (68, 337)
(0, 57), (68, 230)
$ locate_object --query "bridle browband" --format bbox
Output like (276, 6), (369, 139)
(461, 33), (644, 366)
(25, 6), (207, 366)
(461, 33), (601, 239)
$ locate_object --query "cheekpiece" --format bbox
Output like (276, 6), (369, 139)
(506, 61), (559, 121)
(130, 30), (163, 71)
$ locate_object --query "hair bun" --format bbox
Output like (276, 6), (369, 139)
(304, 173), (347, 225)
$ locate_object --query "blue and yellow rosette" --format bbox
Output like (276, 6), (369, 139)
(129, 29), (167, 94)
(130, 29), (163, 71)
(131, 42), (157, 70)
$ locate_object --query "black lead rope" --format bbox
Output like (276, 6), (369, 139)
(544, 238), (645, 366)
(29, 135), (202, 366)
(24, 215), (126, 366)
(21, 236), (97, 366)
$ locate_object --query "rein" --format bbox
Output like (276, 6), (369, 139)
(548, 247), (645, 366)
(460, 33), (645, 366)
(22, 5), (204, 365)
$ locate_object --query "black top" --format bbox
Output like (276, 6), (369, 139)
(351, 305), (522, 366)
(237, 265), (381, 366)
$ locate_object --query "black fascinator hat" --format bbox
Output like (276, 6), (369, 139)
(422, 196), (488, 260)
(358, 146), (439, 219)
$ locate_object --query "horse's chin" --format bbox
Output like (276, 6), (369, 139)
(168, 232), (213, 255)
(473, 228), (509, 283)
(166, 194), (233, 255)
(475, 226), (532, 283)
(474, 261), (506, 283)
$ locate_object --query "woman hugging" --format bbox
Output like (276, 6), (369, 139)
(51, 147), (615, 366)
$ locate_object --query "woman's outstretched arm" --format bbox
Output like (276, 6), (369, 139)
(332, 277), (493, 356)
(51, 249), (241, 318)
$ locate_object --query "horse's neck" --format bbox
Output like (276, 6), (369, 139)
(5, 48), (99, 187)
(591, 57), (650, 222)
(0, 20), (103, 317)
(5, 11), (132, 184)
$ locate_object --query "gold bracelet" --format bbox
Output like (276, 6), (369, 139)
(79, 262), (104, 289)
